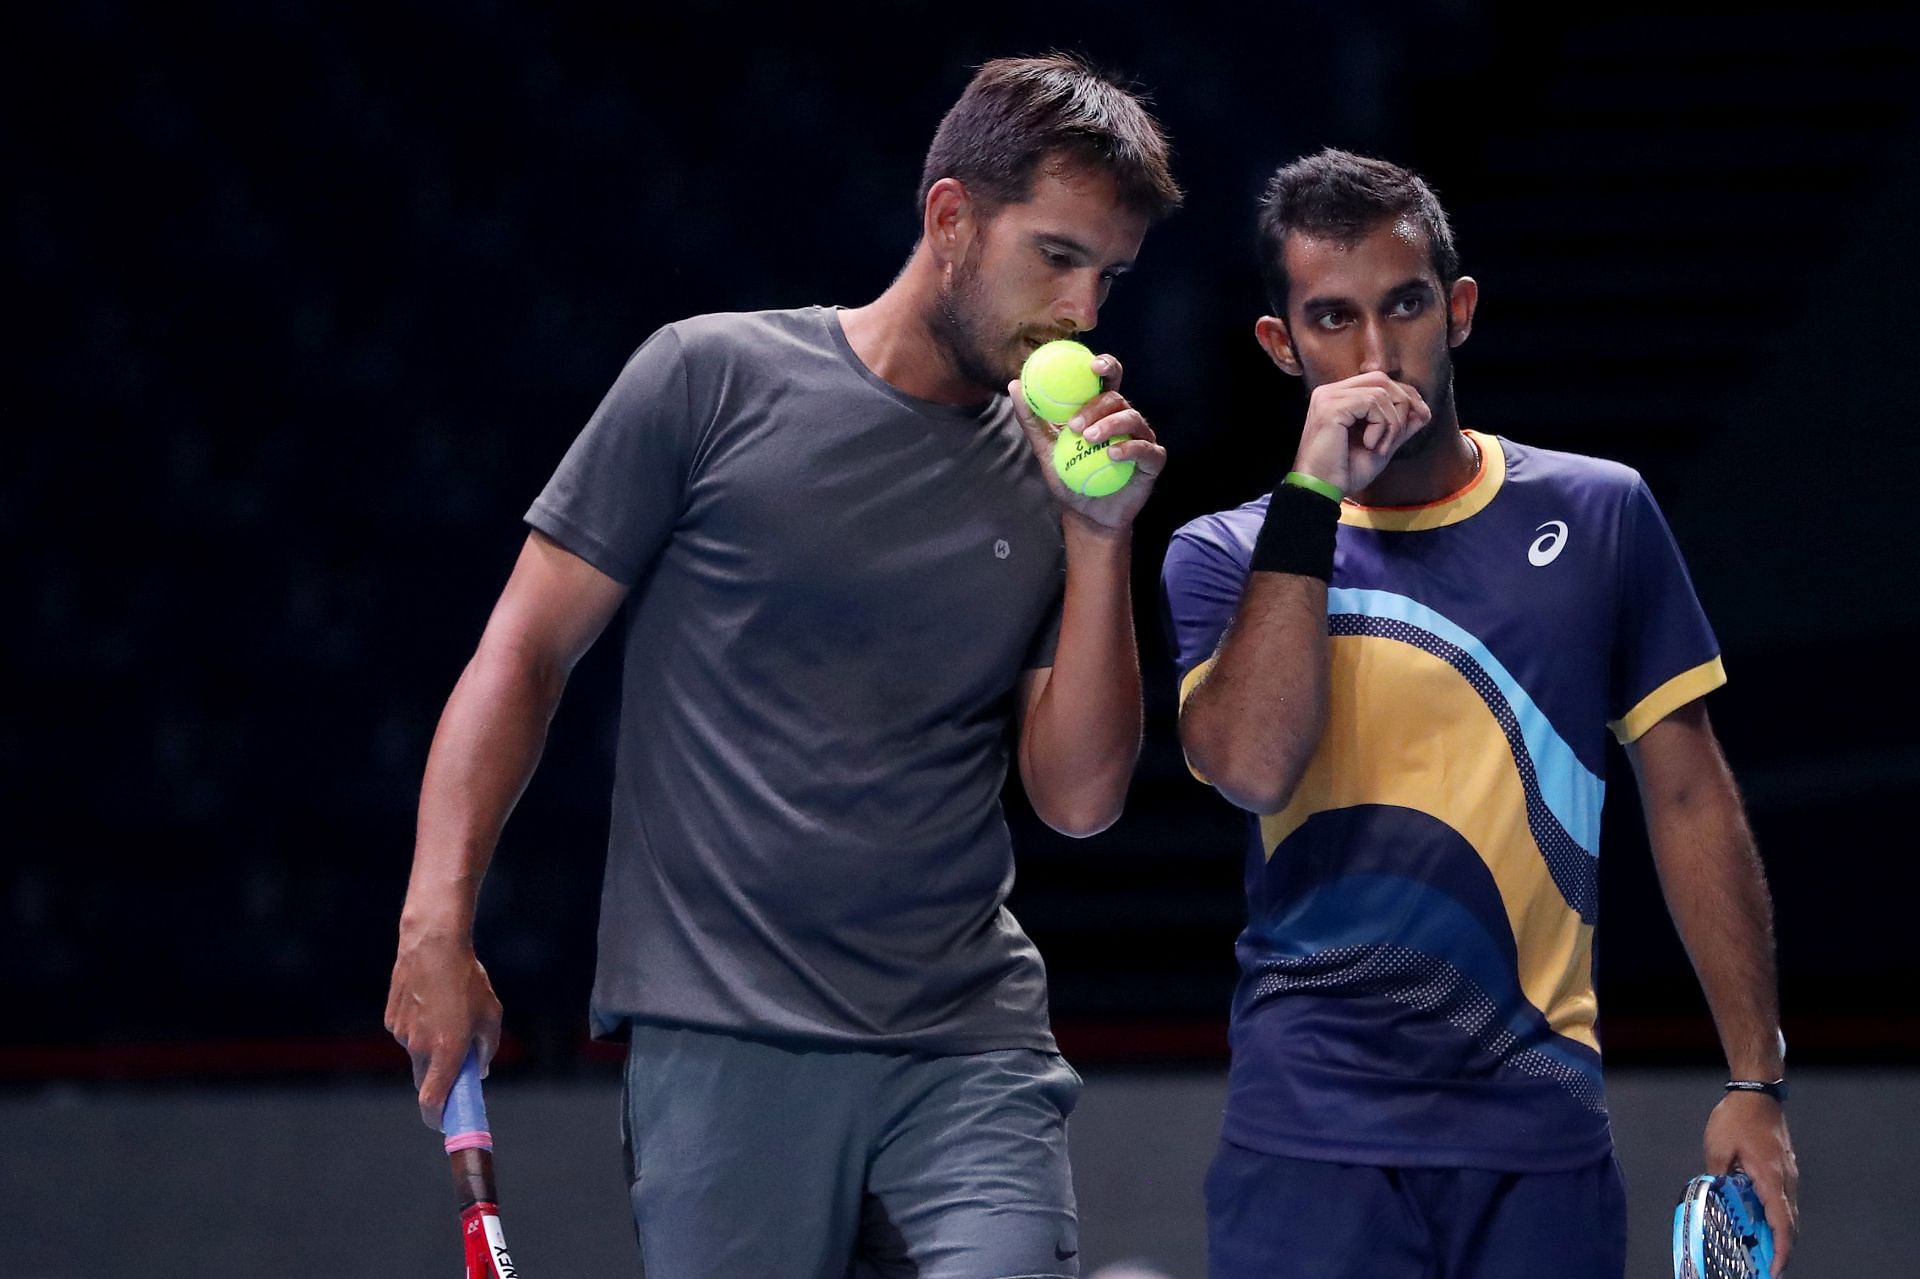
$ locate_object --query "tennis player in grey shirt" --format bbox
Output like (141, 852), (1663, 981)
(388, 54), (1181, 1278)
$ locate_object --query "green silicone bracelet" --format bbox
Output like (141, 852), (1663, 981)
(1283, 471), (1345, 504)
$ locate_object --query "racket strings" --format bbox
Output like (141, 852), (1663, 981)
(1697, 1197), (1762, 1277)
(1679, 1179), (1765, 1279)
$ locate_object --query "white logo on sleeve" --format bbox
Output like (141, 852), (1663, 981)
(993, 539), (1011, 560)
(1528, 520), (1569, 567)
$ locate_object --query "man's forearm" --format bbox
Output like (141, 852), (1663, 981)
(1638, 712), (1784, 1079)
(1178, 571), (1329, 814)
(1650, 791), (1783, 1077)
(1020, 519), (1141, 836)
(400, 642), (568, 941)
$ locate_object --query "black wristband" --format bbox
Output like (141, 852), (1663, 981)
(1250, 480), (1339, 581)
(1724, 1078), (1789, 1104)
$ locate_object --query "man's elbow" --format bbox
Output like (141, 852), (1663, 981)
(1041, 812), (1117, 839)
(472, 632), (570, 706)
(1028, 777), (1128, 839)
(1040, 801), (1122, 840)
(1207, 762), (1299, 816)
(1181, 722), (1310, 815)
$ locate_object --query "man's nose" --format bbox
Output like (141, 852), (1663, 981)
(1054, 273), (1101, 334)
(1358, 319), (1389, 375)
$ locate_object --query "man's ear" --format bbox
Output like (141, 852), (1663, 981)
(923, 177), (977, 274)
(1254, 315), (1303, 378)
(1446, 276), (1479, 348)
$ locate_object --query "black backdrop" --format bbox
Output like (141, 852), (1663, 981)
(8, 1), (1918, 1077)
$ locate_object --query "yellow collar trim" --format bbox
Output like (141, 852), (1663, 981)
(1336, 431), (1505, 532)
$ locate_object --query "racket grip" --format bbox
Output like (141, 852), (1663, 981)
(440, 1047), (493, 1153)
(441, 1049), (500, 1214)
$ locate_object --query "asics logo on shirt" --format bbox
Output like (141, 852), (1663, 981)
(1529, 520), (1569, 566)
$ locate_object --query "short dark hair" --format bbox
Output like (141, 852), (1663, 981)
(918, 53), (1182, 224)
(1256, 148), (1459, 315)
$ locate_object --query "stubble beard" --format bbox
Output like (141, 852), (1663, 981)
(1379, 352), (1459, 465)
(928, 243), (1015, 396)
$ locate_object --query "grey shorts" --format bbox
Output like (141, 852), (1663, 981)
(620, 1021), (1083, 1279)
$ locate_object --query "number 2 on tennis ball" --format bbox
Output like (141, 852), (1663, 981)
(1051, 427), (1134, 497)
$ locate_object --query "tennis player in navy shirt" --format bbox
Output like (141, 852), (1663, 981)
(1162, 150), (1799, 1277)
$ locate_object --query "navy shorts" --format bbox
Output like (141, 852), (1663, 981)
(621, 1021), (1083, 1279)
(1205, 1140), (1627, 1279)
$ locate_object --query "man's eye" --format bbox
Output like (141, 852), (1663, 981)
(1393, 296), (1425, 316)
(1042, 250), (1070, 268)
(1315, 312), (1347, 331)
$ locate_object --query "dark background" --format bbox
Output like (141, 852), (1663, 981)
(8, 1), (1918, 1082)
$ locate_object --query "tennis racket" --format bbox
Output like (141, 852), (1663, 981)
(439, 1048), (521, 1279)
(1672, 1171), (1774, 1278)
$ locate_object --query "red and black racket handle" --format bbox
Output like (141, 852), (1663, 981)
(458, 1195), (513, 1279)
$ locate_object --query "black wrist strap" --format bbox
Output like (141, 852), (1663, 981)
(1724, 1078), (1789, 1103)
(1251, 481), (1339, 582)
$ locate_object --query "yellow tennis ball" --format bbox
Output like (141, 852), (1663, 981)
(1052, 426), (1135, 497)
(1020, 339), (1101, 425)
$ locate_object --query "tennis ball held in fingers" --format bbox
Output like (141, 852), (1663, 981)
(1021, 339), (1101, 424)
(1020, 339), (1135, 498)
(1052, 425), (1135, 497)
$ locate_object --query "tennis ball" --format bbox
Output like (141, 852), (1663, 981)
(1020, 339), (1102, 425)
(1053, 426), (1135, 497)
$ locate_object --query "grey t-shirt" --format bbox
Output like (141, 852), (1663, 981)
(527, 306), (1067, 1053)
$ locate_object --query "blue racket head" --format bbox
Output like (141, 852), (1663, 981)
(1672, 1190), (1691, 1275)
(1674, 1172), (1774, 1278)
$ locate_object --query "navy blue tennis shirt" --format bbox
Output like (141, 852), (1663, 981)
(1163, 433), (1723, 1171)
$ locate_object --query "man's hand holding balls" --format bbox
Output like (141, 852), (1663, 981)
(1010, 339), (1166, 531)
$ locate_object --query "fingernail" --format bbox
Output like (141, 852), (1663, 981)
(1067, 416), (1086, 436)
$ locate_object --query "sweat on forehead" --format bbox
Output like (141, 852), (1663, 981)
(1286, 217), (1434, 267)
(1292, 214), (1428, 252)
